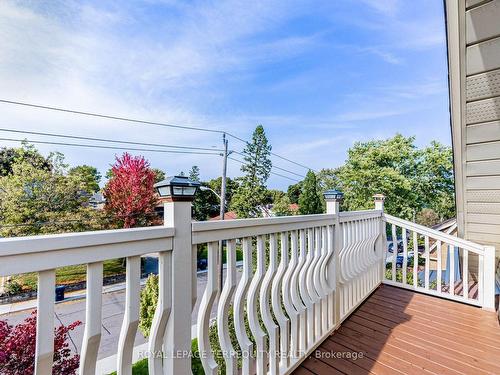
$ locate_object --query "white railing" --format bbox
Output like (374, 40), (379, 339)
(192, 209), (385, 375)
(384, 214), (496, 310)
(0, 226), (175, 375)
(0, 198), (496, 375)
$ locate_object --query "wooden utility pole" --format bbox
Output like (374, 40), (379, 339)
(218, 134), (229, 293)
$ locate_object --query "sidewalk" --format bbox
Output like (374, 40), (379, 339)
(0, 260), (242, 315)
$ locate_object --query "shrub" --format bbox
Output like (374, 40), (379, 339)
(3, 278), (22, 295)
(139, 274), (159, 337)
(0, 311), (81, 374)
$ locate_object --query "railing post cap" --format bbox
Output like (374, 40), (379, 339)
(373, 194), (385, 201)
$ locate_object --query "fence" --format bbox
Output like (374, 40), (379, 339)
(0, 196), (495, 375)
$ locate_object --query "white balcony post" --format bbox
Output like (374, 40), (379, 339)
(324, 190), (342, 327)
(483, 246), (496, 311)
(163, 198), (194, 374)
(374, 194), (386, 283)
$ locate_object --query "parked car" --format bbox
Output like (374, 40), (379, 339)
(197, 258), (208, 271)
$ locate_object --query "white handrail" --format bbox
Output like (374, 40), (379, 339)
(384, 214), (484, 254)
(383, 213), (495, 309)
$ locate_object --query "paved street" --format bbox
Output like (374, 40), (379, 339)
(1, 267), (241, 360)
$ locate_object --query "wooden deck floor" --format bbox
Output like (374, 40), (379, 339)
(294, 285), (500, 375)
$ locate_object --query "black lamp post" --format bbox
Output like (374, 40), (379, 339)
(154, 175), (200, 201)
(323, 189), (344, 201)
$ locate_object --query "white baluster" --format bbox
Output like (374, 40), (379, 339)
(424, 236), (430, 290)
(463, 248), (469, 299)
(298, 229), (315, 347)
(233, 238), (254, 375)
(247, 236), (267, 375)
(313, 227), (327, 334)
(217, 239), (238, 374)
(260, 234), (279, 375)
(80, 262), (103, 375)
(272, 232), (290, 370)
(437, 241), (442, 294)
(282, 231), (300, 361)
(148, 251), (172, 375)
(391, 224), (397, 282)
(197, 242), (219, 375)
(402, 228), (408, 285)
(35, 269), (55, 375)
(292, 230), (307, 353)
(306, 228), (321, 340)
(296, 229), (310, 351)
(413, 232), (418, 288)
(450, 244), (455, 296)
(117, 256), (141, 375)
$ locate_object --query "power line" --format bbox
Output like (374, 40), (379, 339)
(0, 128), (222, 152)
(232, 150), (306, 178)
(0, 99), (223, 135)
(225, 133), (316, 172)
(0, 99), (317, 172)
(228, 156), (301, 182)
(0, 137), (221, 156)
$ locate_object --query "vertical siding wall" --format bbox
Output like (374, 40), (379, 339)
(462, 0), (500, 255)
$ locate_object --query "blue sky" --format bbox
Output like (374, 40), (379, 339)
(0, 0), (450, 189)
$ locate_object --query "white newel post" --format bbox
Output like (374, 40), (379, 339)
(483, 245), (496, 311)
(323, 189), (343, 327)
(163, 198), (194, 374)
(373, 194), (386, 283)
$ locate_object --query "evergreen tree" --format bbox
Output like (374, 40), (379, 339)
(189, 165), (200, 181)
(68, 165), (101, 194)
(298, 170), (322, 215)
(230, 125), (272, 218)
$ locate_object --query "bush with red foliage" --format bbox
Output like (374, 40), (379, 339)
(0, 311), (81, 374)
(104, 153), (159, 228)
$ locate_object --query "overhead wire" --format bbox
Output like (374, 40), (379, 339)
(228, 156), (301, 182)
(0, 99), (317, 172)
(0, 137), (221, 155)
(232, 150), (306, 178)
(0, 128), (223, 152)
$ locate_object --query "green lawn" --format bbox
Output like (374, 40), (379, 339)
(10, 259), (125, 292)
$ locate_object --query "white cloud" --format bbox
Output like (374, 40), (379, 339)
(360, 0), (400, 17)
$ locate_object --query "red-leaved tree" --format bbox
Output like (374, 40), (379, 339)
(0, 312), (81, 374)
(104, 153), (159, 228)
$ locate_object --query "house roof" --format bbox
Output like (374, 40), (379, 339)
(209, 211), (238, 221)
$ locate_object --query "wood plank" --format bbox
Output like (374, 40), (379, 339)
(467, 176), (500, 189)
(467, 141), (500, 161)
(467, 36), (500, 75)
(466, 0), (500, 45)
(467, 160), (500, 176)
(468, 231), (500, 242)
(467, 0), (494, 10)
(468, 212), (500, 224)
(467, 222), (500, 234)
(294, 285), (500, 375)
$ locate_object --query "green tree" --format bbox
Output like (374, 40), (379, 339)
(152, 168), (166, 183)
(0, 153), (106, 237)
(0, 142), (51, 177)
(265, 189), (286, 205)
(298, 170), (322, 215)
(287, 181), (303, 204)
(207, 176), (239, 209)
(324, 134), (454, 221)
(273, 194), (293, 216)
(230, 125), (272, 218)
(189, 165), (200, 181)
(68, 165), (101, 194)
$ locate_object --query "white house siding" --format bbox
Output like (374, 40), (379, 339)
(447, 0), (500, 256)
